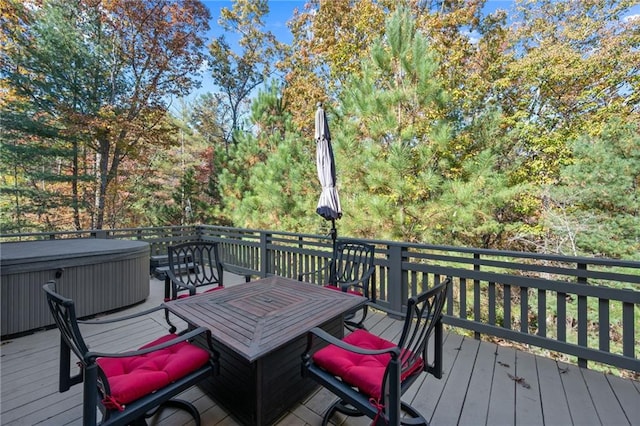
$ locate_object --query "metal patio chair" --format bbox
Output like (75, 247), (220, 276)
(298, 240), (375, 330)
(43, 281), (219, 426)
(301, 277), (451, 426)
(164, 241), (225, 301)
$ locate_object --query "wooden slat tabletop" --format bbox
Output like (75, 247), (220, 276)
(164, 275), (366, 362)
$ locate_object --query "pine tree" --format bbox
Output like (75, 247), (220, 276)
(218, 82), (318, 232)
(544, 120), (640, 258)
(335, 8), (451, 242)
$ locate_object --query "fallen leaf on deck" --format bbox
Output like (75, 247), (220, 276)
(508, 373), (531, 389)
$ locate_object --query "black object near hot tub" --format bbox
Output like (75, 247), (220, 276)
(1, 238), (150, 338)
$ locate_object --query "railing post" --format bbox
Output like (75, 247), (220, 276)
(194, 225), (204, 241)
(388, 244), (404, 316)
(90, 230), (107, 239)
(577, 262), (588, 368)
(473, 253), (481, 340)
(260, 231), (269, 278)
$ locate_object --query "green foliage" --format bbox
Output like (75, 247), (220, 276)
(0, 97), (83, 232)
(331, 8), (527, 248)
(208, 0), (283, 146)
(500, 0), (638, 185)
(217, 81), (316, 232)
(0, 0), (211, 230)
(544, 120), (640, 258)
(2, 0), (639, 263)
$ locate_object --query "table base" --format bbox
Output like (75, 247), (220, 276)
(195, 316), (343, 426)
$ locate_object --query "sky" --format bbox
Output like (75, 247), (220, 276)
(189, 0), (519, 100)
(202, 0), (305, 44)
(201, 0), (522, 45)
(189, 0), (640, 100)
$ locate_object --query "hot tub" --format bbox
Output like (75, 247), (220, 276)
(1, 238), (150, 338)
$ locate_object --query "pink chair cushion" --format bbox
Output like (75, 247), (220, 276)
(97, 334), (210, 406)
(203, 286), (224, 293)
(312, 329), (423, 400)
(324, 284), (363, 296)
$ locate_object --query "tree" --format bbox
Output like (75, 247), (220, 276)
(283, 0), (388, 131)
(412, 0), (511, 171)
(190, 93), (225, 146)
(217, 81), (317, 232)
(499, 0), (639, 185)
(1, 0), (103, 230)
(542, 120), (640, 258)
(0, 0), (210, 229)
(121, 101), (229, 228)
(208, 0), (284, 147)
(333, 7), (453, 242)
(0, 100), (77, 232)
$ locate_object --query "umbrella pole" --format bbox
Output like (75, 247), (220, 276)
(330, 218), (337, 285)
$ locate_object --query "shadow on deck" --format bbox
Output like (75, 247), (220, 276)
(1, 274), (638, 425)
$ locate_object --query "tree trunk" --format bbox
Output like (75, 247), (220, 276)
(72, 140), (81, 230)
(95, 137), (110, 230)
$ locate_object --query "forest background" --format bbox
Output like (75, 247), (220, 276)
(1, 0), (639, 261)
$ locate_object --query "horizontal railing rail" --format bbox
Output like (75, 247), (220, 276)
(2, 225), (638, 375)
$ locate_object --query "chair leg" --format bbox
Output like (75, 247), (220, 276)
(324, 399), (367, 425)
(344, 319), (364, 332)
(144, 399), (201, 426)
(164, 309), (177, 334)
(399, 401), (428, 425)
(324, 399), (428, 426)
(344, 305), (368, 331)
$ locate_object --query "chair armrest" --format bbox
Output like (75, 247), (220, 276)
(78, 305), (167, 324)
(298, 262), (331, 283)
(304, 327), (400, 358)
(220, 262), (254, 282)
(85, 326), (216, 361)
(338, 267), (375, 298)
(166, 268), (197, 295)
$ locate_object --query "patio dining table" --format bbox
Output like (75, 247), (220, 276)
(163, 275), (366, 426)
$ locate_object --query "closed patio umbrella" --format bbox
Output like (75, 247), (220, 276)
(314, 103), (342, 267)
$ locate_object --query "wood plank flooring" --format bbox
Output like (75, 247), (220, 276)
(1, 275), (638, 426)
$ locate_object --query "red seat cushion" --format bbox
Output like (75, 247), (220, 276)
(324, 284), (363, 296)
(312, 329), (423, 400)
(203, 286), (224, 293)
(97, 334), (210, 407)
(170, 285), (224, 301)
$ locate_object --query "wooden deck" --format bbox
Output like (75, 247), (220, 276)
(1, 275), (638, 426)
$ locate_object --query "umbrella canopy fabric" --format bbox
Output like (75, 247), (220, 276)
(315, 105), (342, 221)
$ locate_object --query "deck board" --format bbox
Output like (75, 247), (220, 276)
(536, 355), (573, 426)
(457, 338), (494, 426)
(430, 334), (478, 426)
(414, 332), (463, 425)
(486, 343), (517, 425)
(606, 374), (640, 423)
(515, 350), (543, 426)
(582, 368), (631, 425)
(1, 275), (637, 426)
(561, 365), (602, 426)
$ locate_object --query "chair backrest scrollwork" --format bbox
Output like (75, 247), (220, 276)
(397, 276), (450, 382)
(167, 241), (223, 298)
(333, 241), (375, 300)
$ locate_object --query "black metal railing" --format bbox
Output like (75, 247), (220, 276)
(2, 225), (638, 374)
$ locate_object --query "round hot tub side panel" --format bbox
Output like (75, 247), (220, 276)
(1, 239), (150, 338)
